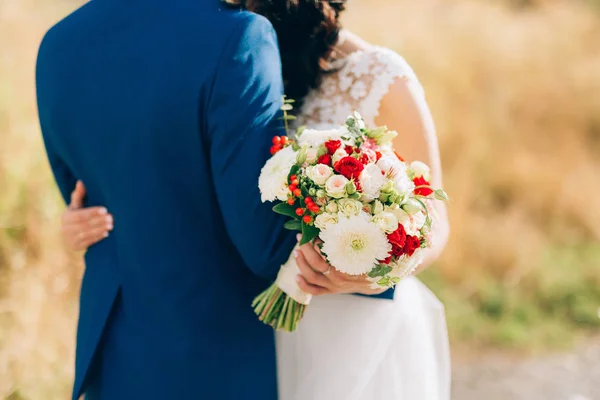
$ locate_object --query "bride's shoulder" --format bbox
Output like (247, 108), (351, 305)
(335, 31), (421, 86)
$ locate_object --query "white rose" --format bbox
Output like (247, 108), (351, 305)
(359, 164), (387, 201)
(298, 128), (344, 147)
(402, 198), (422, 215)
(314, 212), (338, 230)
(337, 198), (363, 217)
(325, 201), (339, 214)
(394, 173), (415, 197)
(372, 211), (399, 233)
(332, 148), (348, 163)
(410, 161), (431, 181)
(325, 175), (349, 199)
(411, 211), (427, 235)
(258, 146), (297, 202)
(373, 200), (384, 215)
(306, 147), (319, 163)
(306, 164), (334, 186)
(393, 207), (412, 230)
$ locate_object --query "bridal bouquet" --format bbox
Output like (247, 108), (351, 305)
(254, 108), (449, 332)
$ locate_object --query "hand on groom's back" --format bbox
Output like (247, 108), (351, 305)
(295, 239), (387, 296)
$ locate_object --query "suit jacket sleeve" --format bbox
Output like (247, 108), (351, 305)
(36, 30), (78, 205)
(206, 15), (297, 280)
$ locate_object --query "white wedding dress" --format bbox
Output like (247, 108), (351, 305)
(276, 42), (451, 400)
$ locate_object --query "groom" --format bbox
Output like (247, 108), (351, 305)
(36, 0), (381, 399)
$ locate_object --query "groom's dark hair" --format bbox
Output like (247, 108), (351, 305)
(223, 0), (346, 108)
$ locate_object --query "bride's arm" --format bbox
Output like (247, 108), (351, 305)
(376, 77), (450, 273)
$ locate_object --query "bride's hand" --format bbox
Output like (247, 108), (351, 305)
(61, 181), (114, 251)
(294, 239), (386, 296)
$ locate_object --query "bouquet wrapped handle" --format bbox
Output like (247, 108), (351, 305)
(275, 248), (313, 306)
(252, 248), (312, 332)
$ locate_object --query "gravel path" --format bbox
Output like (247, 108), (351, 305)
(451, 340), (600, 400)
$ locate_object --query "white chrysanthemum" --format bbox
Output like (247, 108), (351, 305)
(258, 146), (297, 202)
(359, 163), (387, 201)
(298, 128), (344, 147)
(320, 212), (392, 275)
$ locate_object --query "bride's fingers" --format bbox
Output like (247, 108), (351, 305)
(298, 242), (328, 273)
(296, 275), (330, 296)
(69, 181), (87, 209)
(62, 207), (109, 225)
(295, 250), (331, 289)
(77, 226), (111, 249)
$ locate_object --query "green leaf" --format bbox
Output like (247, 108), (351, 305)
(377, 277), (391, 287)
(284, 220), (302, 231)
(300, 223), (320, 245)
(367, 264), (393, 278)
(273, 203), (298, 219)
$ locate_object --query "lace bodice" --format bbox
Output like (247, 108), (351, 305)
(297, 46), (424, 129)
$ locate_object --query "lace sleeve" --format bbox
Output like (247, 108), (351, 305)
(298, 47), (425, 128)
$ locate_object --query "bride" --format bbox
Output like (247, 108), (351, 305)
(60, 1), (451, 399)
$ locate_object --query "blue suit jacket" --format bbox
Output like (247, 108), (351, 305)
(36, 1), (394, 398)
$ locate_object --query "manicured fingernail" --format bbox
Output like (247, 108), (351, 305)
(293, 250), (298, 258)
(296, 275), (302, 283)
(104, 232), (109, 238)
(105, 216), (113, 224)
(98, 208), (108, 215)
(296, 234), (302, 241)
(107, 224), (114, 230)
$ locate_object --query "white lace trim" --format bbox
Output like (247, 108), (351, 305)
(297, 46), (424, 130)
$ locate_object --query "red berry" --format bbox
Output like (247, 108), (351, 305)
(272, 136), (281, 145)
(288, 184), (296, 192)
(293, 189), (302, 197)
(304, 197), (313, 205)
(270, 146), (278, 155)
(287, 198), (295, 205)
(303, 215), (313, 224)
(292, 179), (299, 186)
(295, 208), (305, 216)
(290, 174), (297, 181)
(281, 136), (288, 145)
(310, 205), (320, 213)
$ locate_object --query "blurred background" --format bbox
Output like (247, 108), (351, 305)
(1, 0), (599, 398)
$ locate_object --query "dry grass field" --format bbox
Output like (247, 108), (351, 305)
(1, 0), (599, 398)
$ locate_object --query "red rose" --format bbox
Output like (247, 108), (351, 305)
(318, 154), (332, 166)
(388, 225), (407, 248)
(404, 235), (421, 256)
(345, 145), (355, 155)
(413, 176), (433, 196)
(324, 140), (342, 155)
(334, 156), (364, 180)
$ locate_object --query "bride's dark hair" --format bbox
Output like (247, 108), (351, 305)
(224, 0), (346, 106)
